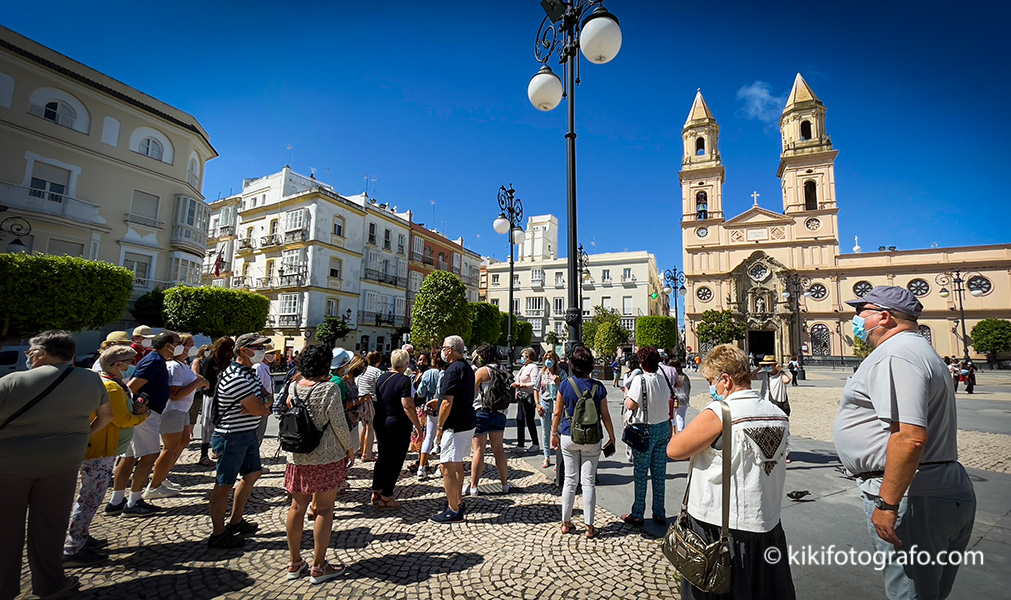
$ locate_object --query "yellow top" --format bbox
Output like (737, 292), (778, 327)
(85, 377), (147, 459)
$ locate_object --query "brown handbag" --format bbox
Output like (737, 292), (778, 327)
(661, 400), (732, 594)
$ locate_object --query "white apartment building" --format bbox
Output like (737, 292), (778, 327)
(0, 26), (216, 320)
(482, 214), (667, 350)
(205, 168), (412, 354)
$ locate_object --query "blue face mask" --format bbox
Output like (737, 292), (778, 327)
(709, 376), (726, 402)
(545, 360), (554, 368)
(520, 357), (526, 365)
(852, 314), (882, 343)
(25, 356), (33, 370)
(763, 366), (773, 374)
(125, 364), (137, 379)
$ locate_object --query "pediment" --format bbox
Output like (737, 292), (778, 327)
(724, 207), (794, 228)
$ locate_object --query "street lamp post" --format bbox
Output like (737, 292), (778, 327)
(493, 185), (525, 372)
(577, 243), (589, 320)
(662, 267), (687, 358)
(527, 0), (622, 355)
(936, 268), (984, 363)
(782, 272), (811, 380)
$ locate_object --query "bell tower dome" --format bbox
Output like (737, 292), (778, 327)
(679, 90), (725, 224)
(778, 73), (838, 215)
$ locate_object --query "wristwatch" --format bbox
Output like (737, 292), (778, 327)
(873, 496), (900, 512)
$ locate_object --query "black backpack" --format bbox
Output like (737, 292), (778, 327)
(278, 383), (330, 453)
(483, 367), (514, 412)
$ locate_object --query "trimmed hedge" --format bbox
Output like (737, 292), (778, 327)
(0, 253), (133, 341)
(410, 271), (471, 349)
(635, 316), (679, 350)
(163, 286), (270, 339)
(468, 302), (501, 347)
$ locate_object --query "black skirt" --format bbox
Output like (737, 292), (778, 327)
(679, 514), (796, 600)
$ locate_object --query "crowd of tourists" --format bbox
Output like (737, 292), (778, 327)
(0, 284), (976, 599)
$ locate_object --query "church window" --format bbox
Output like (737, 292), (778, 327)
(748, 263), (769, 282)
(804, 181), (817, 210)
(810, 324), (830, 356)
(696, 137), (705, 155)
(696, 287), (713, 302)
(967, 276), (992, 296)
(696, 191), (708, 220)
(807, 283), (828, 300)
(917, 325), (932, 346)
(852, 281), (873, 298)
(801, 120), (812, 141)
(906, 279), (930, 297)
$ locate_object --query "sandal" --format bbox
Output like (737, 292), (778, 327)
(585, 525), (597, 539)
(621, 514), (645, 527)
(286, 559), (308, 580)
(309, 561), (347, 584)
(377, 496), (401, 510)
(370, 492), (381, 505)
(560, 521), (575, 534)
(541, 459), (550, 469)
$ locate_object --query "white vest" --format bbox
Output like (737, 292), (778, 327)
(687, 389), (790, 533)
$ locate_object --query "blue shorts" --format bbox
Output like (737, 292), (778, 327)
(211, 430), (262, 486)
(474, 410), (507, 436)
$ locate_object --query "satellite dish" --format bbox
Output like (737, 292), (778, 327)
(304, 330), (313, 339)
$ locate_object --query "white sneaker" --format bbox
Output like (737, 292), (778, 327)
(143, 484), (179, 500)
(502, 483), (511, 494)
(416, 466), (427, 481)
(163, 479), (182, 491)
(466, 485), (479, 497)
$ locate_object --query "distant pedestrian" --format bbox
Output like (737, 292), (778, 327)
(0, 331), (112, 600)
(513, 347), (540, 452)
(622, 346), (672, 527)
(757, 355), (792, 416)
(963, 361), (977, 394)
(356, 352), (383, 462)
(670, 359), (691, 433)
(787, 356), (800, 386)
(283, 345), (353, 584)
(834, 286), (975, 599)
(415, 351), (445, 480)
(371, 350), (424, 509)
(197, 337), (235, 466)
(611, 356), (621, 388)
(431, 336), (477, 523)
(534, 350), (561, 469)
(130, 325), (156, 365)
(948, 359), (960, 392)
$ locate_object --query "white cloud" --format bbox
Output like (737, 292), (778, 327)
(736, 81), (787, 125)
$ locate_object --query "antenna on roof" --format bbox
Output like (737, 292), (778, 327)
(363, 174), (376, 196)
(286, 144), (292, 166)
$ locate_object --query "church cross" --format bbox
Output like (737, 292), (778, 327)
(751, 191), (760, 206)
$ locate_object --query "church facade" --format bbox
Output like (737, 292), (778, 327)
(680, 74), (1011, 366)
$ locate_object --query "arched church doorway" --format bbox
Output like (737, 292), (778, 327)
(748, 330), (776, 358)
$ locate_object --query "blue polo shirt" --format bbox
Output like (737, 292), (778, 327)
(134, 351), (170, 413)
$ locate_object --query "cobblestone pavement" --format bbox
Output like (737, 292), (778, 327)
(689, 382), (1011, 474)
(19, 443), (681, 599)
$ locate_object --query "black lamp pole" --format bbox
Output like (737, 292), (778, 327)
(936, 268), (981, 363)
(496, 185), (524, 372)
(662, 267), (687, 358)
(784, 272), (811, 380)
(529, 0), (621, 356)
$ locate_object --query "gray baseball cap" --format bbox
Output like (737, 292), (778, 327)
(235, 333), (271, 349)
(845, 285), (923, 319)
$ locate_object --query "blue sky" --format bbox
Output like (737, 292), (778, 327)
(5, 1), (1010, 278)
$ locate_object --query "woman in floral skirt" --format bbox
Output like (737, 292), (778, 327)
(283, 345), (354, 585)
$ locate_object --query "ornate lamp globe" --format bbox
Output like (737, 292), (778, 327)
(679, 285), (687, 296)
(938, 287), (950, 298)
(527, 65), (563, 111)
(511, 228), (526, 245)
(663, 285), (672, 295)
(493, 214), (510, 235)
(970, 288), (984, 297)
(579, 8), (622, 64)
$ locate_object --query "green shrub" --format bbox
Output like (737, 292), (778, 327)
(315, 316), (351, 348)
(635, 315), (679, 350)
(410, 271), (471, 349)
(163, 286), (270, 339)
(0, 254), (133, 341)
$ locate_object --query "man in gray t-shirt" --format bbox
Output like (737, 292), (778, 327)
(833, 286), (974, 600)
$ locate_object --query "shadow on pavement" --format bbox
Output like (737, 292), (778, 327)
(77, 568), (253, 599)
(348, 551), (483, 584)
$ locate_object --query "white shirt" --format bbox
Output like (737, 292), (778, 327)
(758, 370), (790, 408)
(625, 371), (672, 425)
(165, 360), (197, 413)
(687, 390), (790, 533)
(254, 362), (273, 398)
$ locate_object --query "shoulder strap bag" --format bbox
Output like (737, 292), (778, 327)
(657, 367), (678, 418)
(661, 400), (733, 594)
(621, 374), (650, 452)
(0, 366), (75, 431)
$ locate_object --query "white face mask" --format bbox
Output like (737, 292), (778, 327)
(441, 350), (450, 362)
(188, 346), (199, 358)
(140, 338), (153, 349)
(174, 345), (188, 357)
(250, 349), (266, 363)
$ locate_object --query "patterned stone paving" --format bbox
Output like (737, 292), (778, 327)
(18, 441), (681, 599)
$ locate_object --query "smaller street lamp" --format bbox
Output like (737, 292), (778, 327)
(936, 269), (983, 362)
(494, 185), (524, 371)
(0, 216), (32, 253)
(782, 272), (812, 380)
(662, 267), (687, 358)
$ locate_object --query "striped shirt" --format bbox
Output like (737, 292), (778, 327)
(213, 362), (263, 433)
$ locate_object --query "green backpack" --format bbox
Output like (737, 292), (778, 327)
(564, 377), (603, 445)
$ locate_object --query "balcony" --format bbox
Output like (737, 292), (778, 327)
(364, 269), (405, 286)
(554, 279), (565, 288)
(451, 265), (461, 275)
(231, 276), (250, 288)
(125, 213), (164, 229)
(255, 277), (276, 289)
(397, 246), (406, 256)
(531, 274), (545, 288)
(236, 237), (256, 252)
(277, 314), (303, 328)
(0, 181), (106, 227)
(383, 241), (392, 251)
(621, 274), (636, 284)
(217, 224), (236, 238)
(601, 277), (613, 286)
(423, 256), (434, 266)
(411, 251), (424, 263)
(621, 317), (637, 332)
(358, 310), (400, 326)
(132, 278), (179, 294)
(407, 289), (417, 302)
(171, 224), (207, 256)
(525, 307), (545, 318)
(283, 229), (309, 244)
(260, 234), (281, 248)
(463, 274), (480, 287)
(202, 261), (230, 275)
(277, 272), (306, 287)
(436, 260), (448, 271)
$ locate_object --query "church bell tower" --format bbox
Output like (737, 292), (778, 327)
(778, 74), (839, 216)
(679, 90), (725, 225)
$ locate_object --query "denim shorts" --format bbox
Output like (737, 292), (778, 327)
(474, 410), (507, 436)
(211, 430), (262, 486)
